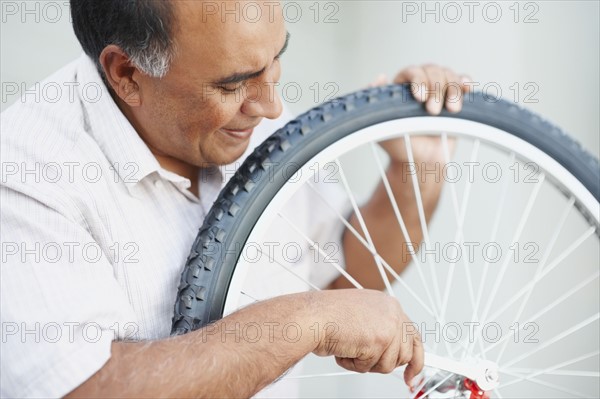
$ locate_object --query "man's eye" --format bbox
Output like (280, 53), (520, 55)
(219, 84), (244, 93)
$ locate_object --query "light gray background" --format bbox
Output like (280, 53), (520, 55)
(2, 1), (599, 398)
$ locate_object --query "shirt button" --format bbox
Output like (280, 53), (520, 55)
(154, 179), (163, 188)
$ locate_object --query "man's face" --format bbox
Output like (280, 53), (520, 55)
(130, 1), (287, 170)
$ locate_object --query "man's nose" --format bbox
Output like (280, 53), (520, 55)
(240, 81), (283, 120)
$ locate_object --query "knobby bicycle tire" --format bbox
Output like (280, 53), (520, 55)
(171, 83), (600, 335)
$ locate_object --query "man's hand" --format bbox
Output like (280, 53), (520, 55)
(394, 64), (472, 115)
(313, 289), (424, 386)
(373, 65), (470, 164)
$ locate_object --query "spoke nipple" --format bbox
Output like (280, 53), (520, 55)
(485, 368), (499, 383)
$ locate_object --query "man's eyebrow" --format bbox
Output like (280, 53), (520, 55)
(214, 32), (290, 85)
(276, 31), (290, 59)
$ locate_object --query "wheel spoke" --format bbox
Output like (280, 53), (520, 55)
(456, 140), (479, 308)
(494, 197), (576, 362)
(279, 209), (441, 320)
(278, 212), (363, 289)
(440, 133), (462, 230)
(438, 134), (461, 326)
(467, 174), (546, 355)
(500, 369), (589, 397)
(483, 270), (599, 355)
(510, 370), (600, 378)
(404, 135), (443, 309)
(368, 142), (441, 321)
(255, 245), (321, 291)
(439, 139), (479, 346)
(240, 291), (260, 303)
(500, 351), (600, 389)
(282, 371), (357, 379)
(419, 373), (454, 398)
(482, 226), (597, 326)
(367, 253), (437, 317)
(334, 158), (395, 295)
(505, 368), (599, 378)
(457, 151), (515, 360)
(502, 313), (600, 369)
(436, 137), (481, 356)
(306, 181), (380, 260)
(469, 152), (515, 340)
(306, 182), (438, 318)
(411, 374), (433, 396)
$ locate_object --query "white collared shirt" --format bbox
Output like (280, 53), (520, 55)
(1, 54), (346, 398)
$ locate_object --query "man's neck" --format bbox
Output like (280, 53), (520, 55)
(111, 91), (200, 197)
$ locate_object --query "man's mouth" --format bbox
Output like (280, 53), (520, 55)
(220, 126), (256, 140)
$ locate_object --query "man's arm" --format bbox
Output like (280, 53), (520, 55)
(66, 289), (423, 398)
(334, 154), (445, 290)
(333, 65), (470, 290)
(66, 292), (317, 398)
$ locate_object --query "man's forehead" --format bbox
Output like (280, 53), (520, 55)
(170, 1), (286, 75)
(174, 0), (284, 31)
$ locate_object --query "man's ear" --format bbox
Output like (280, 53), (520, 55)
(99, 45), (142, 107)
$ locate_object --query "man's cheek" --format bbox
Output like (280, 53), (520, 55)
(210, 101), (243, 129)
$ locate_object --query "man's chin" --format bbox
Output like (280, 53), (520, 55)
(204, 144), (251, 168)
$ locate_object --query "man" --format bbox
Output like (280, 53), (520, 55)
(0, 1), (471, 397)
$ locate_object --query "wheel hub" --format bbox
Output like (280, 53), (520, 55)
(414, 357), (499, 398)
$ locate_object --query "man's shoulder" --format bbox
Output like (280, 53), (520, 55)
(1, 57), (110, 214)
(1, 57), (89, 159)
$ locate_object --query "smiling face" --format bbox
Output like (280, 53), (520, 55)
(115, 1), (287, 176)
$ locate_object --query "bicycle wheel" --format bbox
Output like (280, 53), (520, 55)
(172, 84), (600, 398)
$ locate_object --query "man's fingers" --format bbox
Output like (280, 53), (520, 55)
(444, 69), (463, 113)
(335, 356), (355, 371)
(395, 65), (473, 115)
(335, 356), (377, 373)
(397, 335), (414, 368)
(403, 334), (424, 386)
(370, 338), (401, 374)
(394, 66), (428, 102)
(423, 65), (446, 115)
(461, 74), (474, 92)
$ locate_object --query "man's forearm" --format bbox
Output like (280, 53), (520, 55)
(334, 162), (444, 290)
(66, 292), (321, 398)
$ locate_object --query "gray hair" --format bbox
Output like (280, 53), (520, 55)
(70, 0), (176, 79)
(116, 31), (174, 78)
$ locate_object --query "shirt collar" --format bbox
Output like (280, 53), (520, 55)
(75, 55), (233, 204)
(75, 54), (199, 192)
